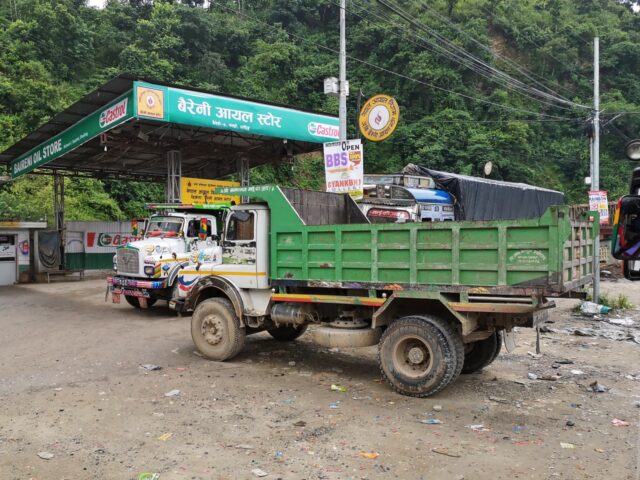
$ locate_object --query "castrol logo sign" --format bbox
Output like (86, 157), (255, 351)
(308, 121), (339, 139)
(99, 98), (128, 128)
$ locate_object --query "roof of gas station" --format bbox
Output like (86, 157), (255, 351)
(0, 73), (339, 182)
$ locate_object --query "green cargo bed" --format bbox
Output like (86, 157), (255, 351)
(219, 185), (598, 296)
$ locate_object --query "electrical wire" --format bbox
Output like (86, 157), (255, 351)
(373, 0), (589, 110)
(208, 1), (580, 121)
(343, 0), (583, 112)
(414, 0), (583, 100)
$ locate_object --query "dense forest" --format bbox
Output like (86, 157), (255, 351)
(1, 0), (639, 221)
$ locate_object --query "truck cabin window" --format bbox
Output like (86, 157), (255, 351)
(226, 211), (255, 242)
(613, 196), (640, 260)
(145, 217), (183, 238)
(186, 219), (211, 238)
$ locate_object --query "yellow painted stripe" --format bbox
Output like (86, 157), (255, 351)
(159, 258), (185, 263)
(272, 293), (386, 306)
(181, 270), (267, 276)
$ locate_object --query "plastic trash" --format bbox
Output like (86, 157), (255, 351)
(251, 468), (268, 477)
(360, 451), (379, 459)
(580, 301), (611, 315)
(432, 405), (443, 411)
(527, 373), (538, 380)
(612, 418), (630, 427)
(140, 364), (162, 371)
(164, 389), (180, 397)
(37, 452), (54, 460)
(466, 424), (489, 432)
(157, 433), (172, 441)
(419, 419), (442, 425)
(560, 442), (575, 449)
(330, 384), (347, 392)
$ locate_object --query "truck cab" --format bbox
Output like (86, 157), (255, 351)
(108, 204), (226, 308)
(360, 174), (455, 223)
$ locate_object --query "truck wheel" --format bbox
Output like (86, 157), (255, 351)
(461, 331), (503, 374)
(267, 325), (308, 341)
(191, 298), (246, 361)
(125, 295), (157, 308)
(378, 315), (464, 397)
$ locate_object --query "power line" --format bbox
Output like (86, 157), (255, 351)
(414, 0), (582, 101)
(208, 1), (578, 121)
(373, 0), (589, 110)
(344, 0), (582, 112)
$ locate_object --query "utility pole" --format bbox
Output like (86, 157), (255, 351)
(592, 37), (600, 302)
(339, 0), (348, 142)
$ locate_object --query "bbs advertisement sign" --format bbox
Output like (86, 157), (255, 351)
(323, 139), (364, 199)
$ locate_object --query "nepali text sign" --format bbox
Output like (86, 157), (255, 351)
(323, 139), (364, 199)
(180, 177), (241, 205)
(10, 93), (133, 179)
(134, 81), (340, 143)
(588, 190), (609, 225)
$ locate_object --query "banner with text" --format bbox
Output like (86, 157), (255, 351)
(10, 93), (133, 179)
(323, 139), (364, 199)
(588, 190), (609, 225)
(180, 177), (240, 205)
(134, 81), (340, 144)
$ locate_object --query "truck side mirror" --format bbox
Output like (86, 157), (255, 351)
(611, 195), (640, 260)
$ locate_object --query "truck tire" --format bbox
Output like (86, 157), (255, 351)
(378, 315), (464, 398)
(125, 295), (157, 308)
(267, 325), (308, 341)
(461, 331), (503, 374)
(191, 298), (246, 361)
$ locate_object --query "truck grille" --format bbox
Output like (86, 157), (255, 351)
(117, 248), (139, 274)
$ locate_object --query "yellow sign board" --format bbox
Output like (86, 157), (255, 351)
(358, 94), (400, 142)
(136, 85), (165, 120)
(180, 177), (241, 205)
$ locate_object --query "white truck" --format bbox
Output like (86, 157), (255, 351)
(108, 203), (227, 308)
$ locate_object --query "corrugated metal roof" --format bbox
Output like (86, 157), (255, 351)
(0, 73), (335, 181)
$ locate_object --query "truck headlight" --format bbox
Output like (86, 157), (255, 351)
(144, 266), (155, 276)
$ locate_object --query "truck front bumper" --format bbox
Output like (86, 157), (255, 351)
(107, 276), (168, 303)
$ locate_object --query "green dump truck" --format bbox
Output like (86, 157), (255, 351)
(174, 185), (597, 397)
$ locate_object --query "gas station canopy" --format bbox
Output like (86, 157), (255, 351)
(0, 73), (340, 181)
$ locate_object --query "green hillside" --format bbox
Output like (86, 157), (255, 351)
(1, 0), (639, 220)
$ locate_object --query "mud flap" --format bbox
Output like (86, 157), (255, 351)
(504, 328), (516, 353)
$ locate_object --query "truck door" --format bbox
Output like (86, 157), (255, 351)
(220, 209), (264, 288)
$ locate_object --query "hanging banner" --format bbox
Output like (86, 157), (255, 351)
(358, 94), (400, 142)
(323, 139), (364, 199)
(588, 190), (609, 225)
(180, 177), (241, 205)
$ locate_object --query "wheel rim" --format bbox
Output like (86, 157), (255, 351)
(201, 315), (225, 346)
(393, 335), (434, 379)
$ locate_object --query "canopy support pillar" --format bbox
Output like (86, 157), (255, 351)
(166, 150), (182, 203)
(53, 172), (65, 270)
(237, 156), (249, 204)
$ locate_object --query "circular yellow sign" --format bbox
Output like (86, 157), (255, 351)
(359, 94), (400, 142)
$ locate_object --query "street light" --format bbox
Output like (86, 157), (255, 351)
(624, 139), (640, 161)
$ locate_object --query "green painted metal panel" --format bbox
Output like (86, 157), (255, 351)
(218, 186), (598, 292)
(65, 253), (113, 270)
(11, 92), (134, 179)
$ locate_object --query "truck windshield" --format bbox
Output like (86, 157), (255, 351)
(145, 217), (183, 238)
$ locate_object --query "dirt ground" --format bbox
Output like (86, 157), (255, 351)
(0, 278), (638, 480)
